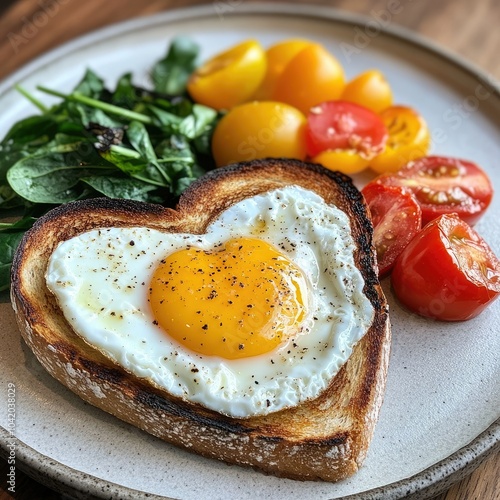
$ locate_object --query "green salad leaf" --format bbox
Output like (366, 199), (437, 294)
(81, 176), (161, 203)
(7, 152), (113, 204)
(0, 36), (219, 291)
(0, 218), (37, 292)
(151, 36), (200, 95)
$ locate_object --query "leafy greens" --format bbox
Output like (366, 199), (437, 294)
(0, 36), (219, 291)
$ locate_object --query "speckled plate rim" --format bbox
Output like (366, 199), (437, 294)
(1, 422), (499, 500)
(0, 3), (499, 499)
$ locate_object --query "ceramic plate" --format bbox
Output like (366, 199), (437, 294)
(0, 4), (499, 499)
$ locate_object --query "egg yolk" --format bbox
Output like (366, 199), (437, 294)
(149, 237), (308, 359)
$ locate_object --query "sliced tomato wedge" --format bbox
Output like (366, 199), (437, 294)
(373, 156), (493, 225)
(305, 100), (388, 159)
(391, 214), (500, 321)
(362, 183), (421, 277)
(369, 105), (430, 174)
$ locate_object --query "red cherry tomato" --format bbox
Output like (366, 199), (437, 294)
(305, 101), (388, 159)
(373, 156), (493, 225)
(391, 214), (500, 321)
(362, 183), (422, 277)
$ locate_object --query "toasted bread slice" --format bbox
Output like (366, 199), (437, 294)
(11, 158), (390, 482)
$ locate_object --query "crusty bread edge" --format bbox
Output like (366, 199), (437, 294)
(11, 159), (391, 482)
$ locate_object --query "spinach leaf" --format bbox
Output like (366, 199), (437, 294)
(112, 73), (137, 108)
(81, 175), (160, 202)
(131, 163), (170, 188)
(0, 231), (26, 291)
(99, 147), (148, 175)
(0, 118), (62, 209)
(0, 216), (37, 292)
(39, 134), (93, 154)
(1, 114), (59, 147)
(127, 121), (159, 165)
(125, 121), (176, 186)
(178, 104), (218, 139)
(149, 135), (201, 196)
(151, 37), (199, 95)
(148, 105), (183, 131)
(0, 185), (20, 208)
(193, 130), (214, 158)
(71, 103), (123, 128)
(0, 217), (37, 231)
(7, 152), (113, 204)
(74, 69), (106, 98)
(155, 136), (196, 163)
(0, 149), (29, 184)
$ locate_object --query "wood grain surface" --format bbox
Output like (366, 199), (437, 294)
(0, 0), (499, 498)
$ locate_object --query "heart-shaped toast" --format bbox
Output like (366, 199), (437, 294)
(11, 158), (390, 481)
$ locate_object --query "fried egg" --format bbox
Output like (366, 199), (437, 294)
(46, 186), (374, 418)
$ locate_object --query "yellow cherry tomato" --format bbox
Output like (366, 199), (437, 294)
(341, 69), (393, 113)
(370, 105), (431, 174)
(273, 43), (345, 114)
(253, 39), (312, 100)
(312, 150), (370, 175)
(187, 39), (266, 110)
(212, 101), (307, 167)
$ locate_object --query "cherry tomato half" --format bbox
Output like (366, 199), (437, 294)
(306, 101), (388, 159)
(370, 106), (430, 174)
(187, 39), (266, 110)
(273, 43), (345, 114)
(311, 149), (370, 174)
(253, 39), (312, 100)
(362, 183), (422, 277)
(341, 69), (393, 113)
(391, 214), (500, 321)
(373, 156), (493, 225)
(211, 101), (307, 167)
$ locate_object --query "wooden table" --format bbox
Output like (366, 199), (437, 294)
(0, 0), (498, 498)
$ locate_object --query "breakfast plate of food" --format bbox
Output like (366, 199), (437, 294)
(1, 3), (499, 499)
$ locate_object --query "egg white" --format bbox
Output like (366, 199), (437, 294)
(46, 186), (374, 418)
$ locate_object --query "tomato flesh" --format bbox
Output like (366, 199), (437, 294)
(362, 183), (422, 277)
(373, 156), (493, 225)
(391, 214), (500, 321)
(306, 101), (388, 159)
(369, 106), (430, 174)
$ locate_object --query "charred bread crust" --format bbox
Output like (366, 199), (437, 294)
(11, 159), (390, 482)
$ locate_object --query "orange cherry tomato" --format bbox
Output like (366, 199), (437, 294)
(370, 105), (430, 174)
(211, 101), (307, 167)
(187, 40), (266, 110)
(273, 43), (345, 114)
(311, 150), (370, 175)
(253, 39), (312, 100)
(341, 69), (393, 113)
